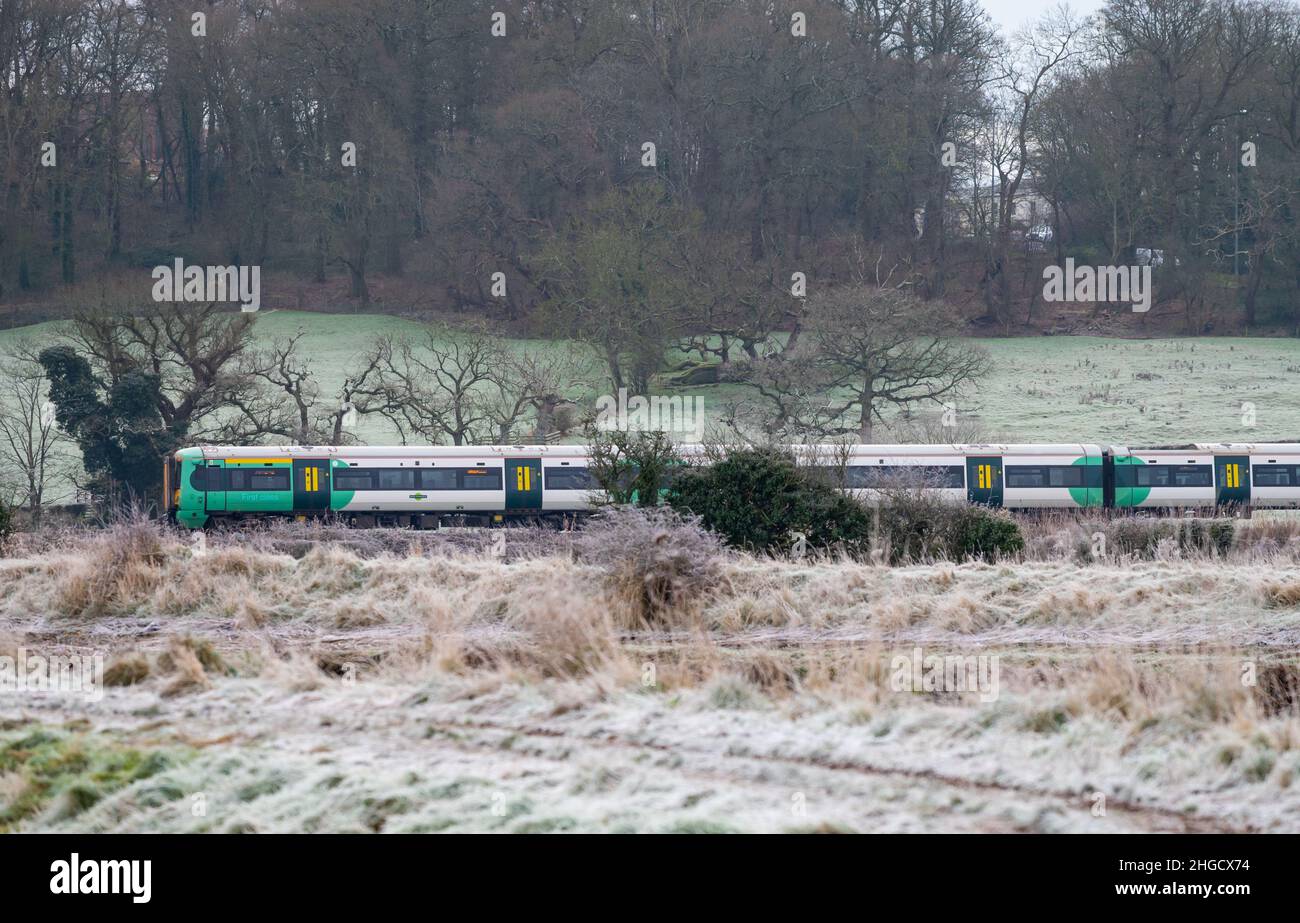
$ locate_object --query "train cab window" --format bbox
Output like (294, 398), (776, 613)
(189, 466), (209, 491)
(226, 468), (290, 491)
(544, 467), (593, 490)
(461, 468), (502, 490)
(419, 468), (459, 490)
(377, 469), (416, 490)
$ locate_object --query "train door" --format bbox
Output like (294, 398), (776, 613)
(1215, 455), (1251, 507)
(505, 458), (542, 512)
(205, 461), (226, 512)
(293, 459), (331, 512)
(1101, 450), (1116, 509)
(966, 456), (1003, 507)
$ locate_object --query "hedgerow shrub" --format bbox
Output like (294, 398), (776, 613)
(872, 488), (1023, 562)
(947, 507), (1025, 560)
(666, 448), (1025, 562)
(585, 429), (681, 508)
(666, 449), (873, 556)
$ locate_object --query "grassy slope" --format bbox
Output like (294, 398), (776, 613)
(3, 310), (1299, 447)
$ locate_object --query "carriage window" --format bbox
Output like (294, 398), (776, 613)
(1173, 465), (1212, 487)
(1006, 467), (1045, 488)
(545, 467), (593, 490)
(461, 468), (502, 490)
(334, 469), (375, 490)
(1136, 466), (1169, 486)
(1118, 465), (1211, 487)
(1048, 466), (1084, 487)
(1006, 465), (1098, 489)
(931, 466), (966, 488)
(1253, 465), (1295, 487)
(226, 468), (290, 491)
(419, 468), (459, 490)
(844, 465), (964, 488)
(1119, 465), (1165, 487)
(846, 466), (886, 488)
(377, 469), (416, 490)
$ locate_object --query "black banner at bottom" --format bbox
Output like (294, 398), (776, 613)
(0, 833), (1285, 909)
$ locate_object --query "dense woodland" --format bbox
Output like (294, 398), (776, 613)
(4, 0), (1300, 512)
(2, 0), (1300, 336)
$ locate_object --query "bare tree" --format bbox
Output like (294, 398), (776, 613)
(377, 324), (590, 446)
(223, 332), (391, 444)
(535, 183), (695, 393)
(736, 286), (990, 442)
(377, 325), (507, 446)
(484, 345), (591, 444)
(67, 290), (259, 441)
(982, 8), (1086, 324)
(0, 342), (67, 524)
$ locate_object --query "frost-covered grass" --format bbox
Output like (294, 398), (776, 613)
(1, 520), (1298, 832)
(5, 661), (1298, 833)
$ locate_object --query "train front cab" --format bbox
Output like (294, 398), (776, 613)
(169, 451), (334, 529)
(169, 448), (209, 529)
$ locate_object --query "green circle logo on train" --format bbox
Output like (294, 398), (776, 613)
(1069, 455), (1151, 507)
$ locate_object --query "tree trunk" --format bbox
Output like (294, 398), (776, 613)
(1244, 263), (1262, 328)
(857, 387), (874, 443)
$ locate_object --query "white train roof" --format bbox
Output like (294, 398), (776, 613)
(194, 445), (587, 459)
(1194, 443), (1300, 452)
(190, 442), (1109, 460)
(1112, 443), (1300, 454)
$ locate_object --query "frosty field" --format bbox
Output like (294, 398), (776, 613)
(3, 311), (1299, 448)
(1, 519), (1298, 833)
(2, 315), (1299, 834)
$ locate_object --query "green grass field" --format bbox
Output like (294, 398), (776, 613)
(3, 309), (1299, 451)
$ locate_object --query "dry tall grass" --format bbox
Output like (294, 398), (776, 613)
(4, 514), (1300, 833)
(2, 517), (1296, 731)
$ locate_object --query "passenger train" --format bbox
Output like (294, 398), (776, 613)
(164, 442), (1300, 529)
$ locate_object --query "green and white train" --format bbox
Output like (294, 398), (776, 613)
(165, 442), (1300, 530)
